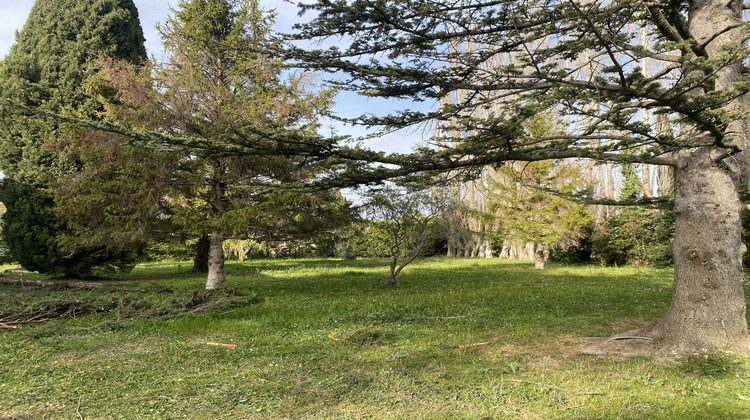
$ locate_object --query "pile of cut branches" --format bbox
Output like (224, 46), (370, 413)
(0, 287), (260, 331)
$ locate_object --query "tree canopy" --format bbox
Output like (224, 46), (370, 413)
(283, 0), (750, 353)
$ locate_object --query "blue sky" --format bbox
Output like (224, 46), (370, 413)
(0, 0), (425, 153)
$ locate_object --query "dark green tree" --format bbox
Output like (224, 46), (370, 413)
(285, 0), (750, 353)
(0, 0), (147, 277)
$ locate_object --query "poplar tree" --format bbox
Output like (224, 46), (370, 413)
(0, 0), (147, 277)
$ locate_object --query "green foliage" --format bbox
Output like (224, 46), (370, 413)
(592, 164), (674, 267)
(0, 0), (147, 276)
(55, 0), (349, 284)
(0, 179), (141, 277)
(351, 219), (444, 258)
(360, 186), (447, 285)
(481, 115), (594, 261)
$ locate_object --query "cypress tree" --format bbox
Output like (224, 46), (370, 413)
(0, 0), (147, 277)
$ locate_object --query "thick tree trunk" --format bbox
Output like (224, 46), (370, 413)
(639, 149), (750, 352)
(205, 231), (225, 290)
(191, 235), (210, 272)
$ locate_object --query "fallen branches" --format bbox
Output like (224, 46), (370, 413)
(0, 278), (54, 287)
(0, 277), (146, 293)
(0, 302), (95, 329)
(458, 341), (493, 349)
(0, 288), (261, 332)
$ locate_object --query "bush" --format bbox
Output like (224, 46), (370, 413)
(0, 180), (145, 277)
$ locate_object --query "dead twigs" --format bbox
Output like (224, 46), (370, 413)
(0, 277), (145, 293)
(0, 304), (87, 329)
(76, 395), (84, 420)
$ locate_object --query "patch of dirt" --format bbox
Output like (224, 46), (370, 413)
(577, 323), (682, 361)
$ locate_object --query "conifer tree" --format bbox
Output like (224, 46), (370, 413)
(58, 0), (345, 289)
(0, 0), (147, 277)
(286, 0), (750, 353)
(481, 116), (593, 270)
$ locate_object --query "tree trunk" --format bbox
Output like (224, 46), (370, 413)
(191, 235), (210, 272)
(641, 148), (750, 352)
(384, 257), (400, 287)
(340, 245), (351, 260)
(534, 243), (545, 270)
(383, 272), (400, 287)
(642, 164), (653, 198)
(205, 231), (225, 290)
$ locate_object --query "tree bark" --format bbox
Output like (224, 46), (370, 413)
(384, 257), (400, 287)
(205, 231), (225, 289)
(383, 272), (400, 287)
(534, 243), (545, 270)
(640, 148), (750, 351)
(191, 235), (210, 272)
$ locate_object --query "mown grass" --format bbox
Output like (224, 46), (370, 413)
(1, 258), (749, 419)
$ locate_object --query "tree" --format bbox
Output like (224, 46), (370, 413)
(363, 186), (445, 287)
(288, 0), (750, 353)
(56, 0), (344, 289)
(593, 164), (674, 267)
(485, 160), (593, 270)
(0, 0), (147, 277)
(467, 114), (594, 269)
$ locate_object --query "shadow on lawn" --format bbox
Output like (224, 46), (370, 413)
(217, 259), (673, 339)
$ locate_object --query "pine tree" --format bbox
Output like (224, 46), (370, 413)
(0, 0), (147, 277)
(482, 115), (593, 270)
(288, 0), (750, 353)
(57, 0), (345, 289)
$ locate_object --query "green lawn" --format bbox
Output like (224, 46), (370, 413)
(1, 258), (749, 419)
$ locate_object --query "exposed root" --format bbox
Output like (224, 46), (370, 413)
(579, 324), (666, 358)
(608, 336), (654, 341)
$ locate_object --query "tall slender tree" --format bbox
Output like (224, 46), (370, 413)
(0, 0), (147, 277)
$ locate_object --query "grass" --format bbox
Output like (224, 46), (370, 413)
(1, 257), (749, 419)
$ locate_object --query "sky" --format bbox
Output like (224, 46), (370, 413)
(0, 0), (424, 153)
